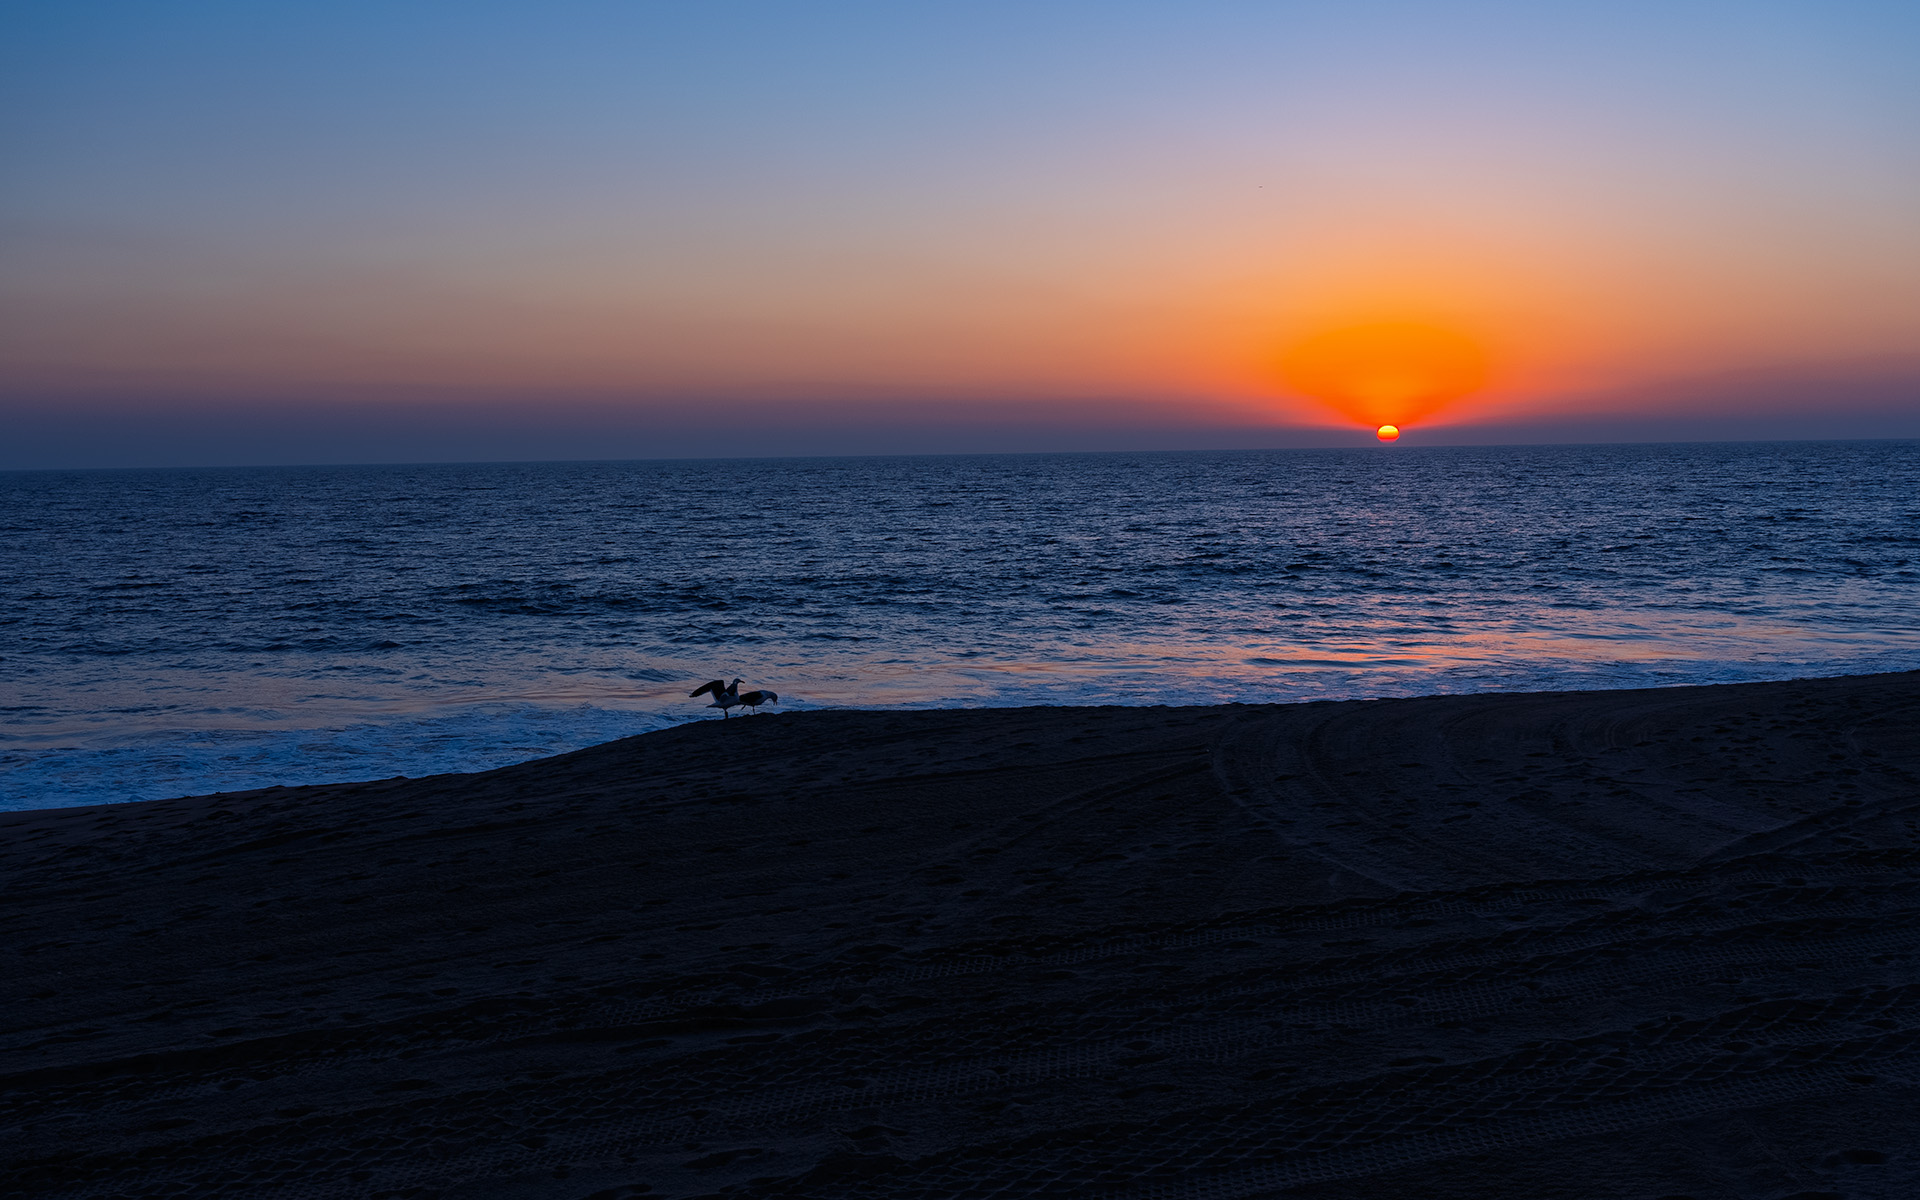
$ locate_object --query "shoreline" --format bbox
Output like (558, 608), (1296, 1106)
(6, 672), (1919, 1196)
(20, 660), (1920, 814)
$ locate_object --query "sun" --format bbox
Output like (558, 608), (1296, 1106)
(1280, 322), (1488, 432)
(1376, 424), (1400, 442)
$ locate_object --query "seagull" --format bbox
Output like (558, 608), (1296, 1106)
(690, 678), (742, 717)
(737, 689), (778, 715)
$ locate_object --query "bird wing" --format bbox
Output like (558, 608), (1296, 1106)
(690, 679), (725, 698)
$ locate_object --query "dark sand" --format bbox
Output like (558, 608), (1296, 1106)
(6, 673), (1920, 1199)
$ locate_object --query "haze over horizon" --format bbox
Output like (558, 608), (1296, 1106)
(5, 1), (1919, 468)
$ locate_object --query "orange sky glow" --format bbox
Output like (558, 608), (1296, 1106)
(3, 5), (1917, 465)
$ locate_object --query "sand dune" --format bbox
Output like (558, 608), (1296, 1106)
(5, 673), (1920, 1198)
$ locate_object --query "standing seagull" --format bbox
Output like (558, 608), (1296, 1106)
(737, 689), (778, 715)
(690, 678), (742, 717)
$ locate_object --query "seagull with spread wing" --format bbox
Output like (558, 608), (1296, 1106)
(690, 678), (742, 717)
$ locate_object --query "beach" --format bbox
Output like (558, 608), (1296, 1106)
(5, 671), (1919, 1197)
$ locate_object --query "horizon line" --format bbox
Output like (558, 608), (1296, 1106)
(7, 433), (1917, 476)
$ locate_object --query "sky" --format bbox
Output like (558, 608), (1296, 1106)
(4, 1), (1919, 467)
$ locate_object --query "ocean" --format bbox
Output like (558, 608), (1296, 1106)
(5, 440), (1918, 810)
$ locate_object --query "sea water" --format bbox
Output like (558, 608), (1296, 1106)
(5, 441), (1918, 809)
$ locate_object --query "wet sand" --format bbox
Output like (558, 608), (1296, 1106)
(5, 672), (1920, 1198)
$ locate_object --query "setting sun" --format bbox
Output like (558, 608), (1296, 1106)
(1280, 322), (1490, 430)
(1376, 424), (1400, 441)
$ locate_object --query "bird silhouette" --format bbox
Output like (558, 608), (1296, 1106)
(737, 689), (778, 715)
(689, 678), (742, 717)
